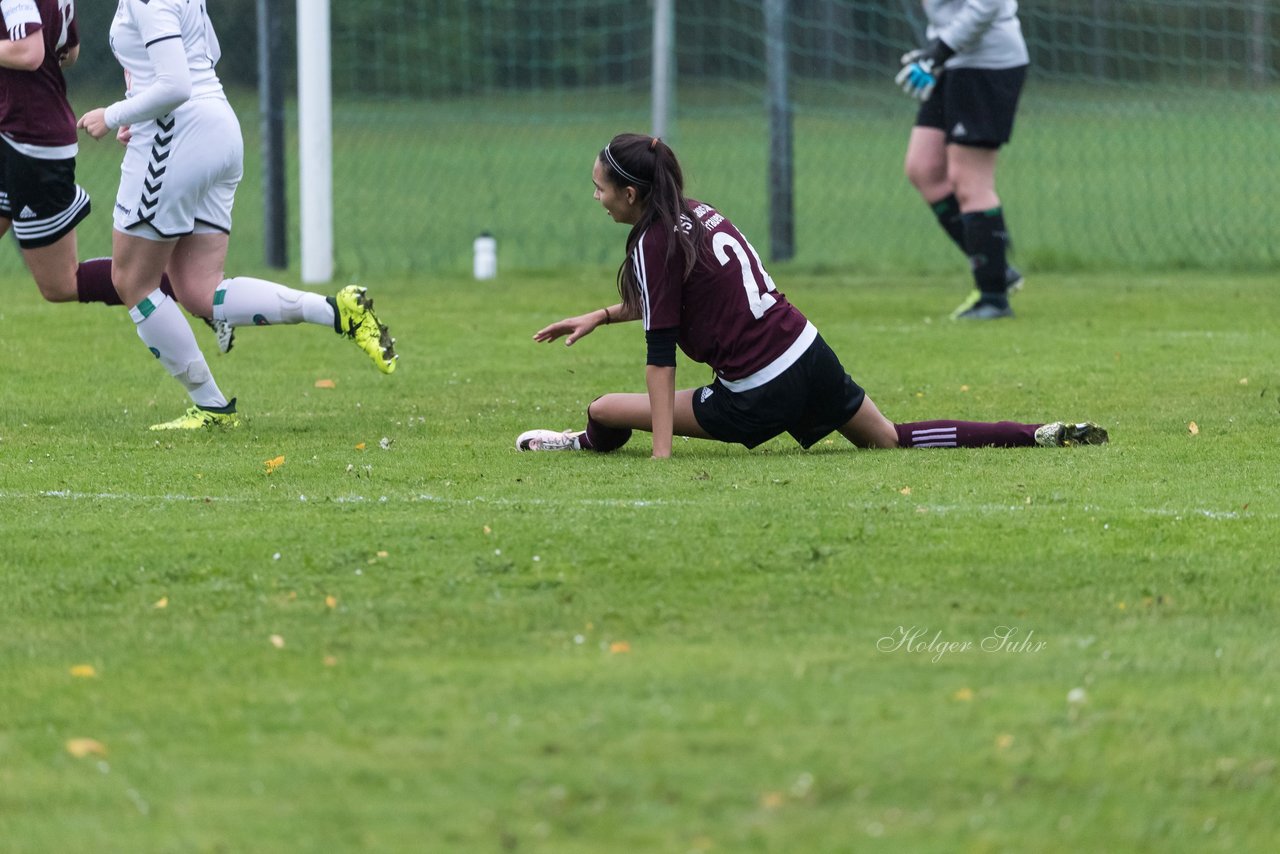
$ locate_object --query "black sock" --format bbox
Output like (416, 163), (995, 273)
(930, 193), (967, 253)
(962, 207), (1011, 306)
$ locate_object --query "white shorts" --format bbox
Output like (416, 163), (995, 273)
(113, 95), (243, 240)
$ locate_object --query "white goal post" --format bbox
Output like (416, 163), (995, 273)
(297, 0), (333, 284)
(293, 0), (678, 282)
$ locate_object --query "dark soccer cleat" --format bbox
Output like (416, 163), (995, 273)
(1005, 265), (1025, 294)
(1034, 421), (1109, 448)
(952, 301), (1014, 321)
(950, 267), (1024, 319)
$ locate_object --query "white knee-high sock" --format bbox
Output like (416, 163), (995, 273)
(130, 288), (227, 408)
(212, 277), (336, 327)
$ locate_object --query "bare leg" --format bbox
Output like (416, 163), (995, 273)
(947, 143), (1001, 212)
(904, 127), (951, 204)
(19, 230), (80, 303)
(164, 232), (229, 316)
(587, 389), (715, 439)
(837, 396), (900, 449)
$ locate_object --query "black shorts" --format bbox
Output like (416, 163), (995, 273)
(915, 65), (1028, 148)
(0, 138), (91, 249)
(692, 334), (866, 450)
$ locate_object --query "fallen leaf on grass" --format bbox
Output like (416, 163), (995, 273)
(323, 655), (338, 667)
(355, 442), (366, 450)
(69, 665), (97, 678)
(899, 486), (912, 496)
(376, 550), (388, 558)
(264, 455), (285, 474)
(325, 595), (338, 609)
(1188, 421), (1200, 436)
(153, 597), (168, 610)
(269, 634), (286, 649)
(609, 641), (631, 654)
(952, 687), (974, 702)
(314, 378), (336, 389)
(760, 791), (785, 810)
(66, 738), (107, 758)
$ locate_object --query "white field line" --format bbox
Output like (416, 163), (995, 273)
(0, 490), (1266, 520)
(1, 489), (677, 509)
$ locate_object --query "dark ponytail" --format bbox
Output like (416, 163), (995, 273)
(598, 133), (701, 318)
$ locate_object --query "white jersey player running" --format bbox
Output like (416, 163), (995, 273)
(76, 0), (397, 431)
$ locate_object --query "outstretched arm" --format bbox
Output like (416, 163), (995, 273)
(533, 302), (635, 346)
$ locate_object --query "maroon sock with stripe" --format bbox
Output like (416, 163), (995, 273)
(895, 420), (1039, 448)
(76, 258), (175, 305)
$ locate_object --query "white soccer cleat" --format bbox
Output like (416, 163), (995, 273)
(1034, 421), (1109, 447)
(516, 429), (584, 451)
(202, 317), (236, 354)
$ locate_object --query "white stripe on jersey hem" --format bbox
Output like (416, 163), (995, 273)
(2, 133), (79, 161)
(635, 232), (651, 329)
(718, 321), (818, 393)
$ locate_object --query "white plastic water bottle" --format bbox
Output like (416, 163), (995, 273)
(473, 232), (497, 280)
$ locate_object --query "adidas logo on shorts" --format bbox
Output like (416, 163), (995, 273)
(699, 387), (714, 403)
(951, 122), (968, 138)
(18, 205), (37, 219)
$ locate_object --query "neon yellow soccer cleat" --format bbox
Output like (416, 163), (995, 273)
(331, 285), (398, 374)
(149, 399), (241, 431)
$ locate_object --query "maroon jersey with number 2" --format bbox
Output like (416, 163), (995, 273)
(633, 200), (810, 385)
(0, 0), (79, 148)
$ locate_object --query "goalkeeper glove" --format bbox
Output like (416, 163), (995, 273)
(894, 39), (956, 101)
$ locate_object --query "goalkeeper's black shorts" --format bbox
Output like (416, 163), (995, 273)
(916, 64), (1028, 149)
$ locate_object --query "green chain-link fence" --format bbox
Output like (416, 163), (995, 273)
(12, 1), (1278, 278)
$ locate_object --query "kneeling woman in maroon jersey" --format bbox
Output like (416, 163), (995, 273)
(517, 133), (1106, 458)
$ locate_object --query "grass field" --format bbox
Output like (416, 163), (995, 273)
(1, 265), (1277, 851)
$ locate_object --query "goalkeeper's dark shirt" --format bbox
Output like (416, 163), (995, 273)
(632, 199), (811, 389)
